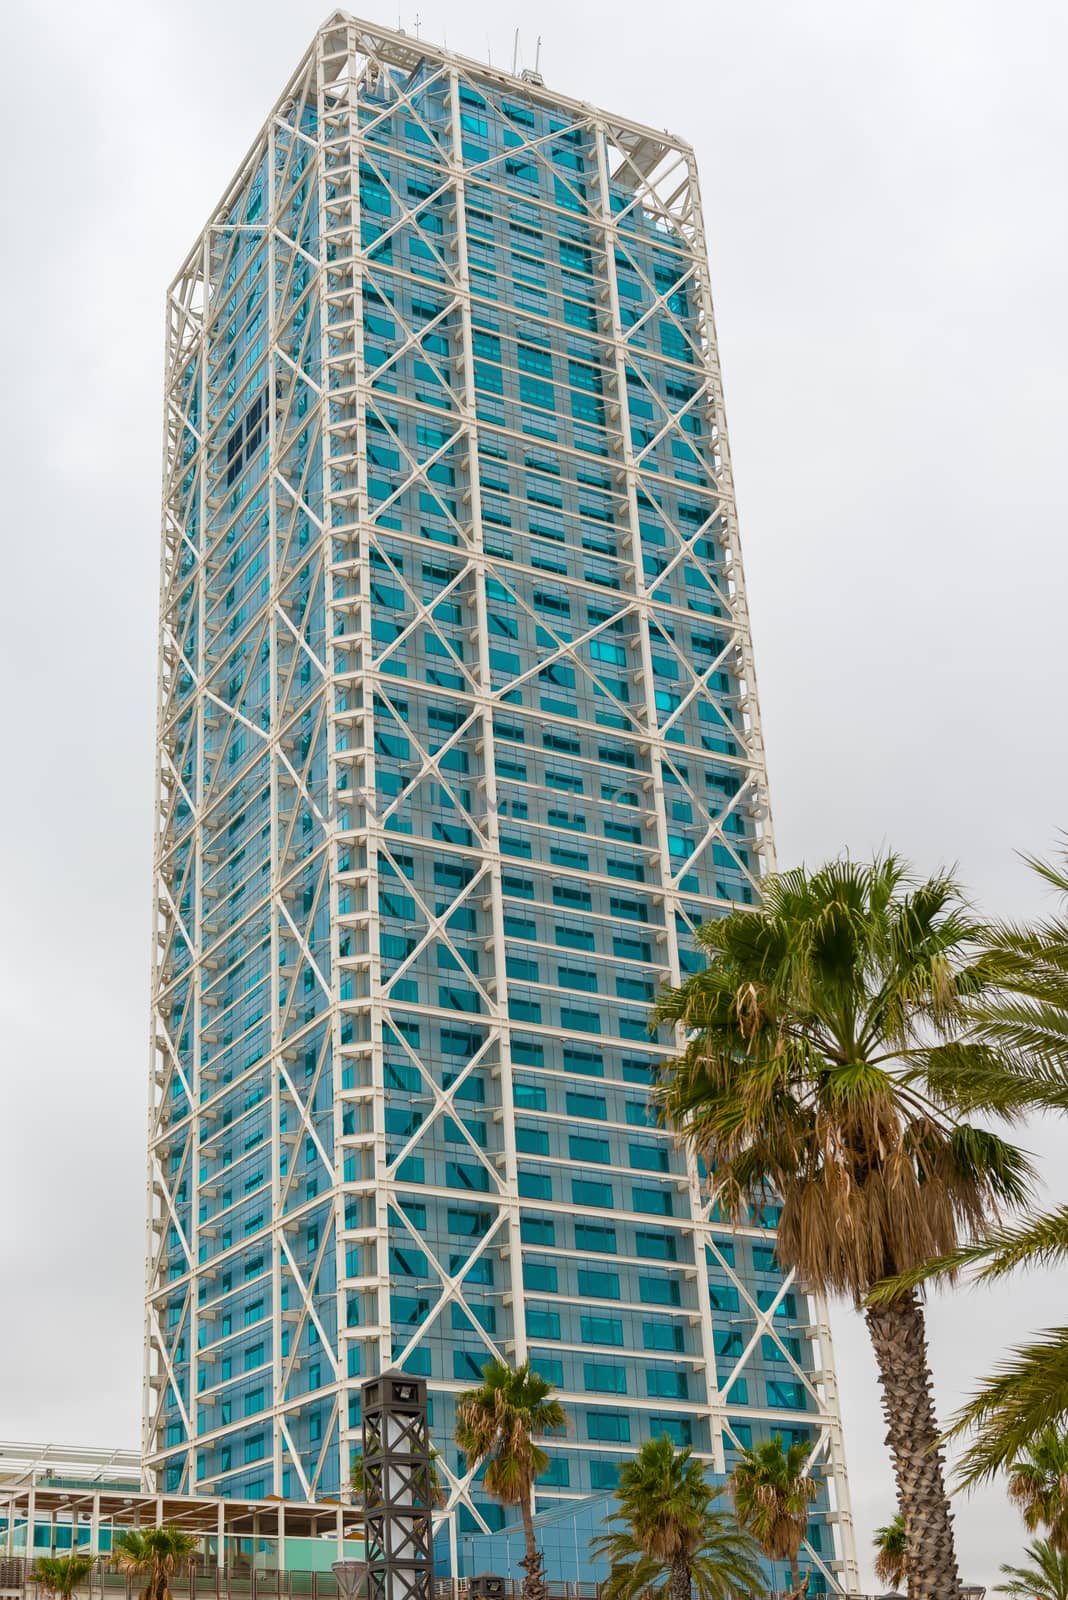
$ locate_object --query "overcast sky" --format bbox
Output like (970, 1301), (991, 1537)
(1, 0), (1065, 1589)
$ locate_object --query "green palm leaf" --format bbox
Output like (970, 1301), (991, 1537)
(996, 1537), (1068, 1600)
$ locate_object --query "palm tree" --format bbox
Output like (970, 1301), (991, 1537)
(112, 1529), (200, 1600)
(654, 856), (1034, 1600)
(872, 1513), (908, 1592)
(728, 1434), (816, 1596)
(32, 1554), (95, 1600)
(1007, 1429), (1068, 1552)
(996, 1538), (1068, 1600)
(454, 1359), (566, 1600)
(870, 853), (1068, 1484)
(591, 1435), (762, 1600)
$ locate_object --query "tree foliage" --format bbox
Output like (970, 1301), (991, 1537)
(32, 1555), (95, 1600)
(454, 1360), (566, 1600)
(591, 1436), (762, 1600)
(1007, 1429), (1068, 1552)
(996, 1538), (1068, 1600)
(112, 1528), (200, 1600)
(653, 856), (1032, 1600)
(872, 1513), (908, 1592)
(728, 1434), (816, 1595)
(868, 854), (1068, 1484)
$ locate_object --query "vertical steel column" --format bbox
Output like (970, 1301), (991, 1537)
(444, 63), (528, 1366)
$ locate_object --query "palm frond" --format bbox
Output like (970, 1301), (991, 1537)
(868, 1204), (1068, 1305)
(995, 1537), (1068, 1600)
(948, 1329), (1068, 1486)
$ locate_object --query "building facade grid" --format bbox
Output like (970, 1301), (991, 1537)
(148, 15), (857, 1590)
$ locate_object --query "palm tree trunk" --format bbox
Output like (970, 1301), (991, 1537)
(865, 1291), (962, 1600)
(668, 1556), (691, 1600)
(788, 1552), (801, 1597)
(518, 1494), (547, 1600)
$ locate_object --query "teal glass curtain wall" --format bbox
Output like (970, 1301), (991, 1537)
(149, 18), (854, 1591)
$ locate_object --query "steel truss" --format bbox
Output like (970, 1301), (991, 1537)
(147, 14), (858, 1591)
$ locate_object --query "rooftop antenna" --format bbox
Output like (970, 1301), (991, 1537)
(414, 12), (421, 37)
(535, 35), (542, 74)
(512, 28), (520, 75)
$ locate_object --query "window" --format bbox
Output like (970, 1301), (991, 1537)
(516, 1126), (550, 1156)
(585, 1363), (627, 1394)
(643, 1321), (684, 1352)
(762, 1334), (803, 1363)
(639, 1275), (681, 1306)
(389, 1246), (427, 1277)
(587, 1411), (631, 1442)
(393, 1296), (431, 1326)
(565, 1047), (604, 1077)
(758, 1290), (798, 1319)
(521, 1216), (555, 1245)
(561, 1007), (601, 1034)
(581, 1314), (624, 1346)
(633, 1186), (674, 1216)
(647, 1369), (688, 1399)
(626, 1100), (656, 1127)
(573, 1178), (613, 1209)
(553, 884), (592, 909)
(514, 1082), (547, 1111)
(578, 1268), (620, 1299)
(635, 1230), (677, 1261)
(767, 1381), (807, 1410)
(527, 1309), (561, 1340)
(629, 1142), (669, 1172)
(531, 1356), (565, 1386)
(650, 1416), (692, 1447)
(570, 1134), (609, 1164)
(448, 1208), (492, 1236)
(617, 975), (654, 1000)
(566, 1091), (606, 1120)
(574, 1223), (616, 1254)
(452, 1254), (494, 1284)
(590, 1459), (622, 1490)
(559, 966), (598, 992)
(518, 1170), (553, 1200)
(452, 1302), (496, 1333)
(524, 1262), (558, 1292)
(446, 1161), (490, 1192)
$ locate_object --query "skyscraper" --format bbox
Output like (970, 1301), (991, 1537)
(148, 13), (856, 1586)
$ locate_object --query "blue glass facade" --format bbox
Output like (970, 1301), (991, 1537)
(148, 17), (852, 1590)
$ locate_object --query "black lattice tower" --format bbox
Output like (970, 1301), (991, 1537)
(361, 1372), (434, 1600)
